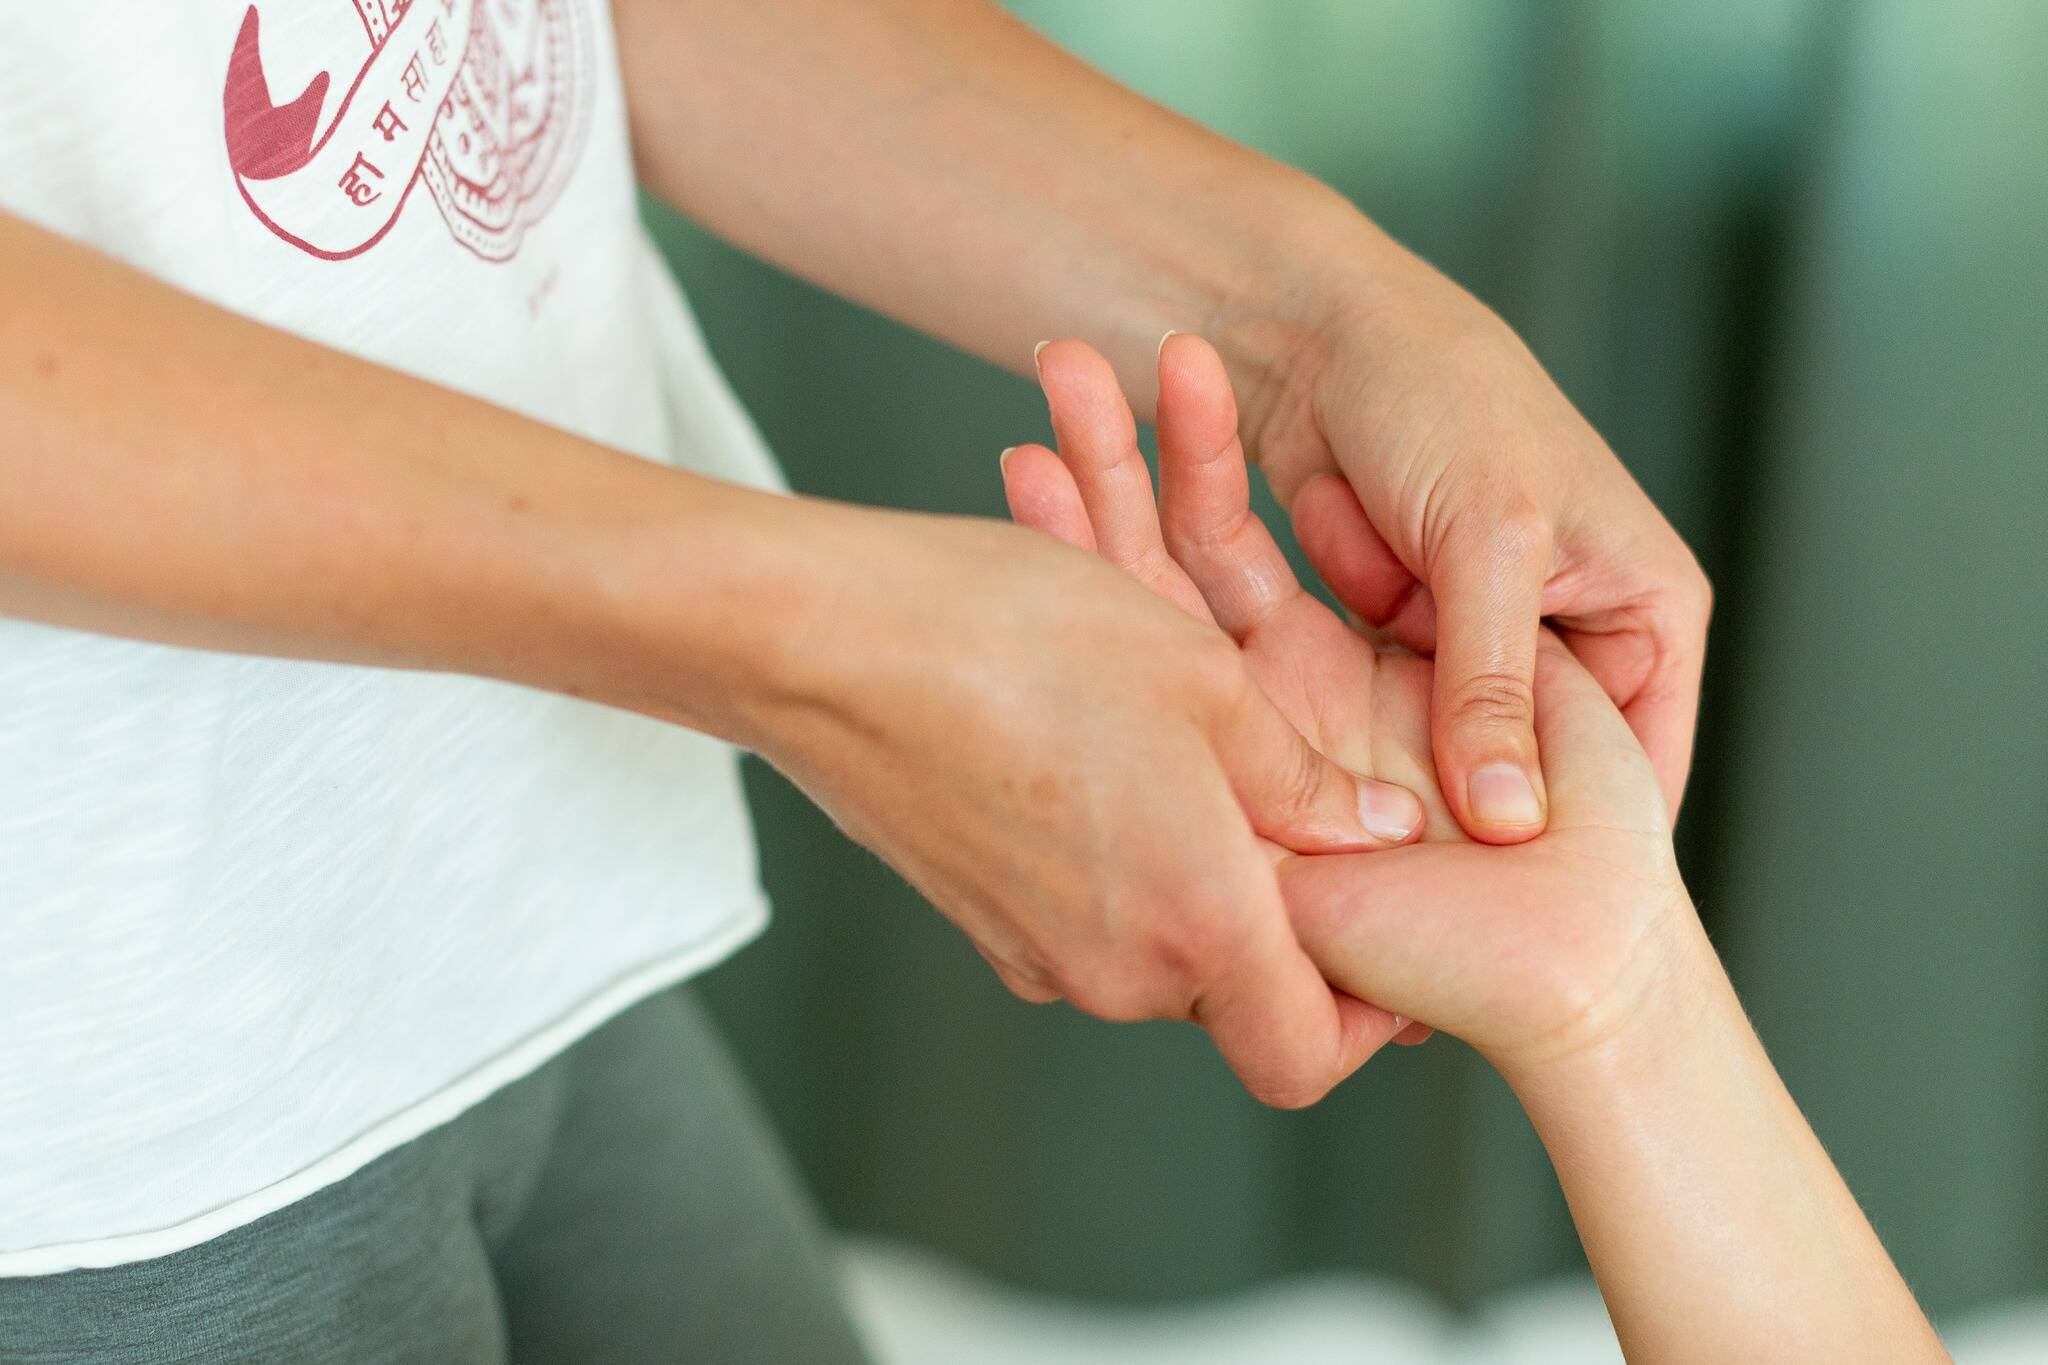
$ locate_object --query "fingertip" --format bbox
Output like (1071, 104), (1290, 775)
(998, 440), (1053, 502)
(998, 965), (1062, 1006)
(1156, 331), (1236, 431)
(1619, 690), (1697, 828)
(1334, 991), (1405, 1071)
(1157, 327), (1222, 368)
(1458, 758), (1548, 843)
(1033, 340), (1107, 418)
(1034, 340), (1144, 482)
(1034, 337), (1111, 389)
(1000, 442), (1093, 549)
(1432, 661), (1549, 843)
(1228, 688), (1410, 855)
(1358, 778), (1425, 846)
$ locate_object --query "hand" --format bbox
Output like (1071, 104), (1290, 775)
(1006, 335), (1940, 1359)
(1278, 632), (1686, 1067)
(1007, 333), (1452, 1047)
(742, 495), (1424, 1108)
(1229, 238), (1712, 843)
(1005, 333), (1684, 1066)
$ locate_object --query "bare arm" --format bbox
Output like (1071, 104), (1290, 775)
(0, 211), (783, 736)
(1011, 335), (1945, 1360)
(612, 0), (1716, 846)
(611, 0), (1364, 425)
(1505, 929), (1946, 1362)
(0, 207), (1404, 1107)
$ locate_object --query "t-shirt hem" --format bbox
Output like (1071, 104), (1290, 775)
(0, 894), (770, 1278)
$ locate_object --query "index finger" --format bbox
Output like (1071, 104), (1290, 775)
(1556, 589), (1709, 824)
(1625, 661), (1703, 823)
(1525, 632), (1668, 830)
(1155, 332), (1302, 636)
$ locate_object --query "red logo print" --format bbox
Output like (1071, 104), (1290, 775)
(223, 0), (594, 262)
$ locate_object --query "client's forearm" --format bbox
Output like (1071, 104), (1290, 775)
(1501, 918), (1947, 1362)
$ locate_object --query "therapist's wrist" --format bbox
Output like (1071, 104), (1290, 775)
(580, 485), (1025, 770)
(510, 465), (843, 752)
(1204, 179), (1472, 500)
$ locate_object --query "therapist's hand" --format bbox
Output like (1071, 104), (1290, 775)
(1006, 331), (1698, 1061)
(1002, 334), (1681, 1062)
(1229, 241), (1711, 842)
(742, 497), (1422, 1109)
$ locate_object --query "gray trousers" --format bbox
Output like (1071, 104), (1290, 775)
(0, 988), (873, 1365)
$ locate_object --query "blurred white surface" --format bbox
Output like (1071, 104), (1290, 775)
(843, 1238), (1620, 1365)
(842, 1237), (2046, 1364)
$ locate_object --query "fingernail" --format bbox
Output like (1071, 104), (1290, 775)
(1032, 340), (1050, 371)
(1469, 763), (1542, 827)
(1359, 780), (1422, 843)
(998, 446), (1017, 473)
(1158, 328), (1179, 357)
(1390, 1015), (1408, 1031)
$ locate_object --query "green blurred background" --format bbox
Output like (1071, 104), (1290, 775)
(646, 0), (2048, 1322)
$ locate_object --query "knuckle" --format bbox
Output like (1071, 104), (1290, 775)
(1060, 965), (1169, 1024)
(976, 940), (1063, 1005)
(998, 964), (1061, 1005)
(1162, 494), (1243, 555)
(1450, 669), (1536, 730)
(1247, 1066), (1333, 1111)
(1465, 495), (1553, 569)
(1683, 561), (1715, 624)
(1138, 904), (1241, 986)
(1271, 728), (1330, 819)
(1124, 541), (1182, 589)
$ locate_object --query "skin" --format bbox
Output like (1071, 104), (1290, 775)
(0, 213), (1412, 1110)
(8, 0), (1707, 1107)
(1005, 335), (1948, 1363)
(612, 0), (1714, 841)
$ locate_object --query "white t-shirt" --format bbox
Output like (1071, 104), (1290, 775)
(0, 1), (782, 1274)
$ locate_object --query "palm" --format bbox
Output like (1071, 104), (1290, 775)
(1008, 336), (1684, 1063)
(1290, 653), (1681, 1057)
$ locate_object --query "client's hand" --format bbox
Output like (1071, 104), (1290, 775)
(1005, 335), (1942, 1363)
(1008, 334), (1680, 1066)
(1009, 334), (1458, 1047)
(1279, 635), (1681, 1067)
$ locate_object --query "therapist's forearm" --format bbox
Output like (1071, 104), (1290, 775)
(0, 209), (826, 745)
(611, 0), (1397, 434)
(1500, 918), (1947, 1362)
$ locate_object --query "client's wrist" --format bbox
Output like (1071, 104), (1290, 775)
(1492, 906), (1739, 1124)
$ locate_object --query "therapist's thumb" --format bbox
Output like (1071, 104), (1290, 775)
(1214, 672), (1425, 852)
(1429, 511), (1551, 843)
